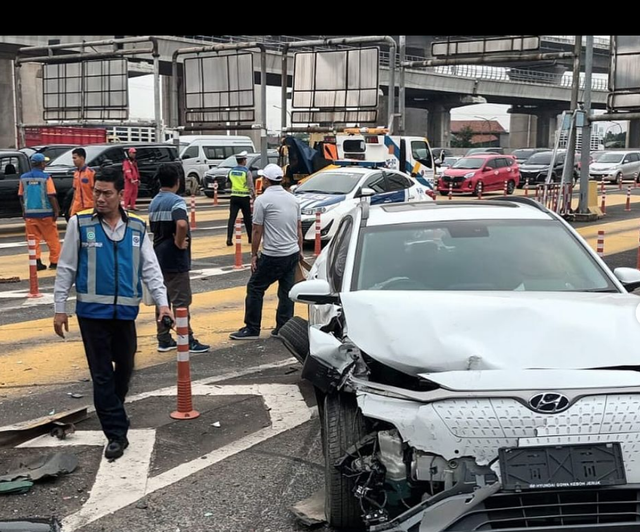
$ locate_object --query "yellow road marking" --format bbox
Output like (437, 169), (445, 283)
(0, 284), (303, 395)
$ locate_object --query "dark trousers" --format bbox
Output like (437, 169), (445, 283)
(244, 252), (298, 333)
(156, 270), (193, 342)
(78, 317), (136, 441)
(227, 196), (252, 243)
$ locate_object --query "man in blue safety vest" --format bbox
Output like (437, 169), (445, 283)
(226, 151), (255, 246)
(53, 165), (173, 461)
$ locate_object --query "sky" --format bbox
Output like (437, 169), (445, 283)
(128, 74), (627, 137)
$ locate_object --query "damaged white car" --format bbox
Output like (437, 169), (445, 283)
(278, 197), (640, 532)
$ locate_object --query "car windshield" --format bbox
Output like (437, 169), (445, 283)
(48, 146), (104, 167)
(218, 155), (240, 168)
(598, 153), (625, 164)
(296, 171), (363, 195)
(451, 157), (484, 170)
(354, 219), (616, 292)
(527, 152), (554, 165)
(512, 149), (534, 159)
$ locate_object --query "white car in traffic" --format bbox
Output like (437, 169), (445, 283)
(294, 166), (433, 242)
(280, 196), (640, 532)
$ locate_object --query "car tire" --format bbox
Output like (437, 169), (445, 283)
(276, 316), (309, 364)
(507, 180), (516, 195)
(185, 174), (200, 196)
(324, 392), (366, 531)
(439, 191), (449, 197)
(203, 191), (214, 198)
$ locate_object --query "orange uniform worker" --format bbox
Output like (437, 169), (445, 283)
(123, 148), (140, 210)
(19, 153), (61, 271)
(69, 147), (95, 217)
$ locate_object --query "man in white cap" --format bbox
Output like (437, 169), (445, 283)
(226, 151), (255, 246)
(230, 163), (303, 340)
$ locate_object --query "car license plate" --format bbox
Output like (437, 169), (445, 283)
(207, 183), (215, 188)
(499, 442), (626, 490)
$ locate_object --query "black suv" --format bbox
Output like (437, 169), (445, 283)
(0, 150), (32, 218)
(45, 143), (185, 216)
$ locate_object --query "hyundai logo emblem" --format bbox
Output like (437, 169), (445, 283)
(528, 392), (570, 414)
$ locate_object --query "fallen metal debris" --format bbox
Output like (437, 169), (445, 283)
(49, 422), (75, 440)
(0, 453), (78, 483)
(290, 488), (326, 527)
(0, 480), (33, 495)
(0, 408), (87, 447)
(0, 518), (61, 531)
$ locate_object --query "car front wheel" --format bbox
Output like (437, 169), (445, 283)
(185, 174), (200, 196)
(324, 392), (366, 531)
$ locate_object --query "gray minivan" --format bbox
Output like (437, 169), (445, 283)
(589, 151), (640, 184)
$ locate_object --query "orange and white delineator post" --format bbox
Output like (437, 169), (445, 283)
(626, 186), (632, 212)
(190, 194), (197, 230)
(170, 307), (200, 420)
(596, 230), (605, 258)
(27, 235), (42, 298)
(213, 181), (219, 206)
(314, 210), (322, 257)
(448, 182), (453, 200)
(234, 218), (243, 270)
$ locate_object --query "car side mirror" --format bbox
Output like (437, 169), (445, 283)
(289, 279), (339, 305)
(614, 267), (640, 291)
(434, 158), (442, 166)
(181, 154), (190, 160)
(484, 167), (493, 172)
(249, 166), (259, 172)
(290, 184), (298, 193)
(356, 187), (376, 198)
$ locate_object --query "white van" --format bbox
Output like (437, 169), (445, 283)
(179, 135), (255, 189)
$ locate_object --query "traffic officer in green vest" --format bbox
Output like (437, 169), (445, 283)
(53, 165), (173, 461)
(226, 151), (255, 246)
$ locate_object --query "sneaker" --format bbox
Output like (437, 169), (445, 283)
(229, 327), (260, 340)
(104, 437), (129, 460)
(189, 339), (210, 353)
(36, 259), (46, 271)
(270, 328), (280, 338)
(157, 338), (177, 352)
(49, 262), (57, 270)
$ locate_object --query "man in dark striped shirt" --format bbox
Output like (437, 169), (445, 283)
(148, 164), (210, 353)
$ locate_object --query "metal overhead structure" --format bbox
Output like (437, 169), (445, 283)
(279, 36), (397, 134)
(170, 41), (268, 167)
(14, 36), (163, 147)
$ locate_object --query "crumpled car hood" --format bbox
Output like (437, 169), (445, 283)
(341, 291), (640, 376)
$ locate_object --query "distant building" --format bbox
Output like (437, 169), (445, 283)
(451, 120), (508, 147)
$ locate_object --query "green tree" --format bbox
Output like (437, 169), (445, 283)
(451, 125), (474, 148)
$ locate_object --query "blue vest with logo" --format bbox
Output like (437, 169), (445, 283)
(75, 210), (146, 320)
(20, 169), (54, 218)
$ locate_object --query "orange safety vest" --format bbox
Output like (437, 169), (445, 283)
(70, 166), (96, 217)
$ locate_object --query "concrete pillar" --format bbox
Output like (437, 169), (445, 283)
(509, 113), (538, 149)
(535, 111), (560, 148)
(424, 104), (451, 147)
(21, 63), (44, 127)
(0, 59), (15, 147)
(627, 119), (640, 148)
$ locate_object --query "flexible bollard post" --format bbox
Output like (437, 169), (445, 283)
(448, 182), (453, 200)
(233, 218), (243, 270)
(213, 181), (219, 206)
(190, 194), (196, 230)
(170, 308), (200, 420)
(524, 179), (529, 197)
(626, 186), (632, 212)
(601, 186), (606, 215)
(27, 235), (42, 298)
(503, 180), (508, 196)
(314, 209), (322, 257)
(596, 230), (605, 258)
(477, 182), (483, 200)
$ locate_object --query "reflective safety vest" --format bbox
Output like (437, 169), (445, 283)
(228, 166), (250, 197)
(20, 170), (54, 218)
(75, 210), (146, 320)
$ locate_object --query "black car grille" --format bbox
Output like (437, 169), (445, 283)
(445, 488), (640, 531)
(442, 176), (466, 184)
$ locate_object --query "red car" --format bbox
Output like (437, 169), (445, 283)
(437, 154), (520, 196)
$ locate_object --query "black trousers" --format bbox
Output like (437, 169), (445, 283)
(156, 270), (193, 342)
(227, 196), (252, 243)
(78, 317), (136, 441)
(244, 252), (298, 333)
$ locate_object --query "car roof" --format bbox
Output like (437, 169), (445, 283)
(459, 153), (503, 159)
(363, 200), (552, 227)
(0, 150), (24, 156)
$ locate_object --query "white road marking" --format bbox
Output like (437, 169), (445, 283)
(0, 239), (64, 250)
(16, 373), (309, 532)
(62, 430), (156, 532)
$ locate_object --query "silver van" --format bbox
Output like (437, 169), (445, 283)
(179, 135), (255, 191)
(589, 150), (640, 184)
